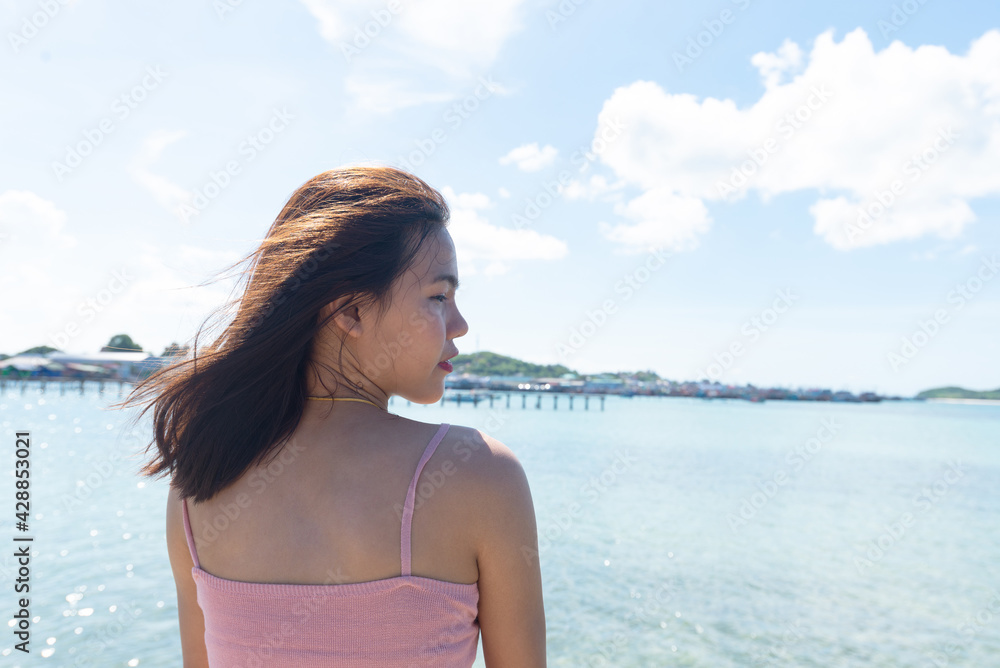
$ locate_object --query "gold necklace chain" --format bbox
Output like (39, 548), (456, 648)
(306, 396), (383, 409)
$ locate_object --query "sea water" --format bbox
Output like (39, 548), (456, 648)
(1, 386), (998, 667)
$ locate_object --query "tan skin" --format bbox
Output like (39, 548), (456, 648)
(166, 228), (546, 666)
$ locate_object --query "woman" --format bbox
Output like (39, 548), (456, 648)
(117, 166), (546, 666)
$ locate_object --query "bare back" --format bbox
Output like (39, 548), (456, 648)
(184, 415), (482, 588)
(172, 409), (547, 666)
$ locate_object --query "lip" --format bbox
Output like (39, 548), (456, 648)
(437, 360), (453, 372)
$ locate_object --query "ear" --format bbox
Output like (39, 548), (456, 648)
(321, 295), (366, 339)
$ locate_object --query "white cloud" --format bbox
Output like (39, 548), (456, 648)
(299, 0), (346, 42)
(394, 0), (525, 71)
(563, 174), (626, 202)
(128, 129), (190, 217)
(598, 187), (710, 254)
(751, 38), (804, 89)
(0, 189), (245, 355)
(0, 190), (75, 251)
(0, 194), (222, 355)
(302, 0), (528, 114)
(0, 192), (77, 320)
(343, 74), (458, 115)
(118, 242), (243, 316)
(809, 193), (974, 250)
(588, 28), (1000, 252)
(441, 186), (568, 275)
(499, 143), (559, 172)
(447, 190), (492, 210)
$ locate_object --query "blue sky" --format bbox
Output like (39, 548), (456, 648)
(1, 0), (998, 397)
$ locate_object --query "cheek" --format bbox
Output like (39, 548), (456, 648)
(421, 317), (447, 352)
(408, 308), (430, 334)
(409, 304), (446, 337)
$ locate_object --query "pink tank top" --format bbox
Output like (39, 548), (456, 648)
(181, 422), (480, 666)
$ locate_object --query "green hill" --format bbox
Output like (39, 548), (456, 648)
(451, 351), (574, 378)
(916, 386), (1000, 400)
(449, 351), (663, 381)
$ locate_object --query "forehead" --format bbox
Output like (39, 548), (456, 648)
(404, 228), (457, 286)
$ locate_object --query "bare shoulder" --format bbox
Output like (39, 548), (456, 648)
(164, 483), (211, 666)
(441, 426), (547, 665)
(437, 425), (536, 535)
(439, 424), (528, 487)
(165, 484), (194, 574)
(165, 484), (184, 546)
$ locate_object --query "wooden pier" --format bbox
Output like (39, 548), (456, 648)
(0, 377), (130, 397)
(1, 379), (607, 411)
(397, 391), (606, 411)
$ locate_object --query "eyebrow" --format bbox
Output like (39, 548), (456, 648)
(432, 274), (460, 290)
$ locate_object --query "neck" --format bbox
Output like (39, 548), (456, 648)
(300, 394), (396, 432)
(304, 338), (390, 407)
(304, 376), (389, 411)
(304, 389), (389, 411)
(308, 395), (383, 407)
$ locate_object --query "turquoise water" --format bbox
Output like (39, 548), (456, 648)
(1, 386), (998, 666)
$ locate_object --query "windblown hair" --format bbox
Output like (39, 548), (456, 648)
(111, 166), (450, 503)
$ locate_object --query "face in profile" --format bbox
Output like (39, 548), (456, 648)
(359, 227), (468, 403)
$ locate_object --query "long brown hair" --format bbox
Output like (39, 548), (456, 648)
(111, 166), (450, 503)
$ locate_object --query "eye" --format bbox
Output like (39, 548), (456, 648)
(432, 295), (448, 302)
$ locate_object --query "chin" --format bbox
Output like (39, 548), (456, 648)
(400, 383), (446, 406)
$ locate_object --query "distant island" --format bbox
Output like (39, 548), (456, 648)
(450, 351), (577, 378)
(915, 386), (1000, 400)
(0, 337), (992, 404)
(446, 352), (894, 403)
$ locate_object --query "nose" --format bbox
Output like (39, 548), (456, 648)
(449, 304), (469, 339)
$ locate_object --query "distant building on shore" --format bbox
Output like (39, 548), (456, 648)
(0, 351), (170, 382)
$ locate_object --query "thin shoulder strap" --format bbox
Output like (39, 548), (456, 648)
(181, 496), (201, 569)
(400, 423), (450, 576)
